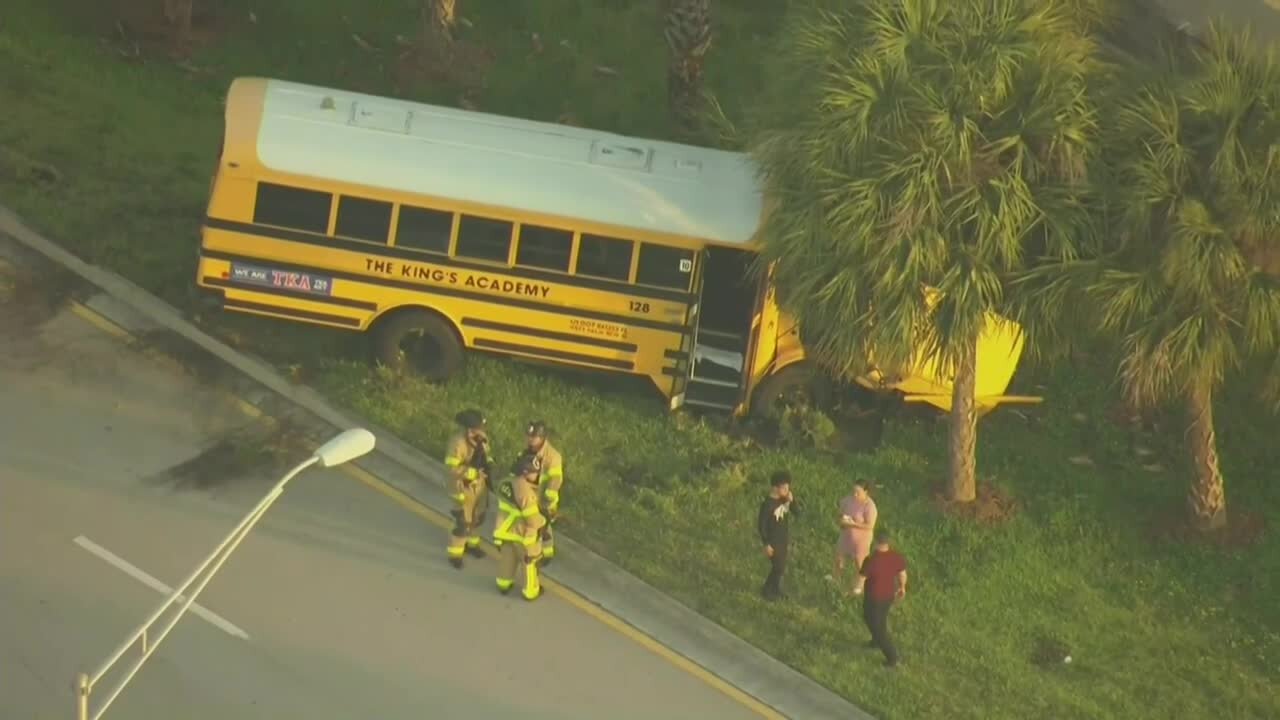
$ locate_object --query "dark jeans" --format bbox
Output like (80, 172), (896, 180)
(863, 596), (900, 665)
(762, 543), (788, 598)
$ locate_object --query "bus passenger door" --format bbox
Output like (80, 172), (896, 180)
(667, 250), (705, 411)
(679, 246), (756, 413)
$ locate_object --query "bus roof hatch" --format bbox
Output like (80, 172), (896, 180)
(590, 141), (653, 172)
(349, 101), (411, 134)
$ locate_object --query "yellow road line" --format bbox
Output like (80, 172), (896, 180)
(68, 302), (132, 340)
(63, 292), (786, 720)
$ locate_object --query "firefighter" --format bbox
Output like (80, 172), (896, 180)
(444, 409), (494, 569)
(524, 420), (565, 564)
(493, 450), (546, 601)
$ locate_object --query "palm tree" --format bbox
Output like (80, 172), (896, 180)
(745, 0), (1103, 501)
(662, 0), (713, 136)
(1091, 23), (1280, 532)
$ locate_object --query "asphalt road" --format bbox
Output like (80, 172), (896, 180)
(0, 288), (759, 718)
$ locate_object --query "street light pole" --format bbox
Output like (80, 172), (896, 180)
(73, 428), (376, 720)
(75, 673), (88, 720)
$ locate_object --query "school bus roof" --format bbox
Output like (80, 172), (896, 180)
(227, 77), (766, 246)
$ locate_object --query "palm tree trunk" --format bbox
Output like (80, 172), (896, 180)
(1185, 382), (1227, 531)
(663, 0), (713, 137)
(420, 0), (457, 59)
(947, 337), (979, 502)
(668, 55), (704, 135)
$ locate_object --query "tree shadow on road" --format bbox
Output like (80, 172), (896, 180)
(140, 417), (313, 493)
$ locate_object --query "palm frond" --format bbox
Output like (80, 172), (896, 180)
(746, 0), (1104, 378)
(1096, 18), (1280, 408)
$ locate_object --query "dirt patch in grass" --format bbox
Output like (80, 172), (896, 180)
(1150, 508), (1268, 550)
(934, 482), (1020, 525)
(394, 37), (496, 98)
(100, 0), (237, 61)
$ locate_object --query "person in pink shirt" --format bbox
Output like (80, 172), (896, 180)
(829, 481), (877, 596)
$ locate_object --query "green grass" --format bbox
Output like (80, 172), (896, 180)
(3, 1), (1279, 718)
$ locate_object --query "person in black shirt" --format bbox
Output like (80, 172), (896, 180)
(758, 470), (797, 601)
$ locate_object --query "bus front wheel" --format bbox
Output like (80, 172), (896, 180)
(749, 362), (833, 420)
(373, 309), (465, 382)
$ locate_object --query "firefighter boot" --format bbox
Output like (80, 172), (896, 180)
(522, 555), (543, 601)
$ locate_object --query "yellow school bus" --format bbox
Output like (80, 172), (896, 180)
(196, 77), (1041, 416)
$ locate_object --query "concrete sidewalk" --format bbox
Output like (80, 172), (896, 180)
(0, 204), (869, 720)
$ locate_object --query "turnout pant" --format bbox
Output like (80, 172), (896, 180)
(446, 479), (488, 560)
(761, 543), (788, 599)
(862, 596), (900, 665)
(541, 522), (556, 558)
(496, 539), (542, 600)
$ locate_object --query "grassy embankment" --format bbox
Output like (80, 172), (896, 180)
(1, 1), (1278, 718)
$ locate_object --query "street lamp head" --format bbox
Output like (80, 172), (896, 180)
(313, 428), (376, 468)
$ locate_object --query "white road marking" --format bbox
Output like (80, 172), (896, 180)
(73, 535), (250, 640)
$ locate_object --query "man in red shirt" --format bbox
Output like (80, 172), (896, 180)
(859, 531), (907, 667)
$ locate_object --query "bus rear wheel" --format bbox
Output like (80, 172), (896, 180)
(373, 309), (464, 382)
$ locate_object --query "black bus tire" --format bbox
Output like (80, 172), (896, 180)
(749, 361), (833, 419)
(372, 309), (465, 382)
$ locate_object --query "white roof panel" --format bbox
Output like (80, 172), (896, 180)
(254, 79), (765, 245)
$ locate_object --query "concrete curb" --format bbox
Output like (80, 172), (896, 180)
(0, 204), (873, 720)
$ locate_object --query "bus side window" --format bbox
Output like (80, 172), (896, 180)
(576, 234), (633, 282)
(253, 182), (332, 235)
(455, 215), (513, 264)
(396, 205), (454, 254)
(516, 224), (573, 272)
(335, 195), (392, 243)
(636, 243), (694, 291)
